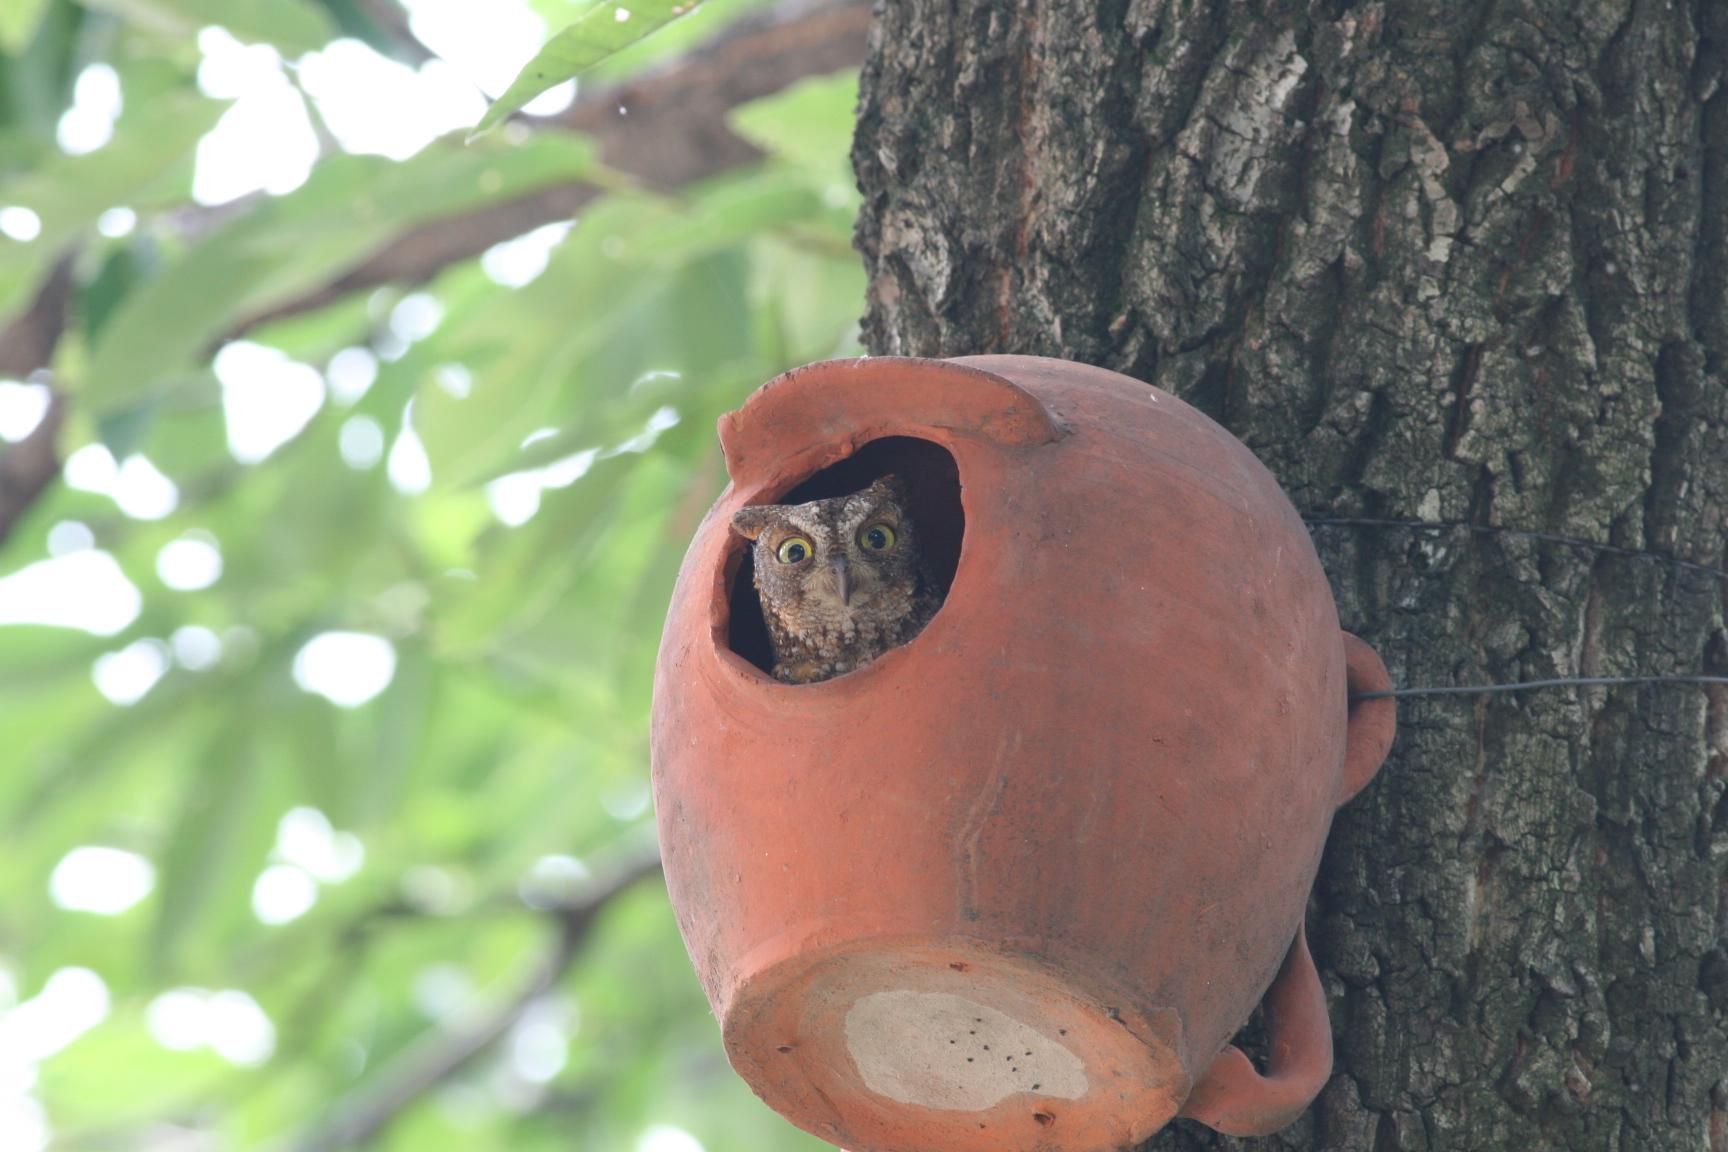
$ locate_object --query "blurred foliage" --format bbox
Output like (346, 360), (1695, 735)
(473, 0), (707, 138)
(0, 0), (860, 1148)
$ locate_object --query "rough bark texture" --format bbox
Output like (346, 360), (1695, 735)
(854, 2), (1728, 1149)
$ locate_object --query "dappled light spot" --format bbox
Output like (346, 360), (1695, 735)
(292, 631), (397, 707)
(201, 991), (276, 1066)
(340, 416), (386, 470)
(156, 533), (222, 591)
(96, 207), (135, 238)
(388, 411), (434, 494)
(57, 64), (121, 155)
(482, 222), (573, 287)
(524, 80), (577, 117)
(298, 39), (486, 160)
(434, 363), (472, 398)
(143, 988), (207, 1051)
(170, 625), (222, 671)
(275, 807), (364, 883)
(412, 963), (475, 1022)
(518, 855), (592, 909)
(486, 448), (597, 526)
(46, 521), (93, 557)
(0, 207), (41, 242)
(637, 1124), (704, 1152)
(614, 406), (680, 455)
(326, 347), (379, 404)
(252, 865), (317, 926)
(0, 1097), (47, 1152)
(49, 847), (154, 915)
(509, 1000), (575, 1083)
(0, 968), (110, 1063)
(215, 342), (326, 464)
(92, 639), (169, 706)
(62, 444), (179, 518)
(146, 988), (275, 1066)
(402, 866), (473, 915)
(0, 382), (51, 443)
(541, 449), (597, 486)
(401, 0), (546, 96)
(601, 779), (650, 821)
(193, 30), (317, 204)
(487, 472), (542, 526)
(390, 293), (444, 344)
(62, 444), (117, 492)
(0, 551), (141, 635)
(111, 455), (179, 521)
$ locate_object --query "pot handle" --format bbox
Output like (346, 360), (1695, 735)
(1340, 631), (1397, 805)
(1176, 923), (1332, 1136)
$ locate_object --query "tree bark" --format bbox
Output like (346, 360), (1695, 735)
(854, 2), (1728, 1149)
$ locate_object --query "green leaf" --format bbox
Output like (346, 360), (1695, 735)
(84, 132), (599, 411)
(0, 92), (221, 322)
(0, 0), (53, 52)
(728, 71), (860, 182)
(470, 0), (704, 139)
(75, 0), (336, 54)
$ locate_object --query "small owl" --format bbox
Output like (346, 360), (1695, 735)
(731, 475), (942, 684)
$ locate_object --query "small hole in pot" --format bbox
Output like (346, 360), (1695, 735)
(776, 1045), (794, 1054)
(722, 437), (963, 676)
(1034, 1111), (1055, 1127)
(949, 961), (969, 972)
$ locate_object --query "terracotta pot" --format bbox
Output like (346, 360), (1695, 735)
(651, 355), (1396, 1151)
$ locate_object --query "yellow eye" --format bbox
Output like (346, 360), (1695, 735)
(859, 523), (896, 551)
(775, 536), (813, 564)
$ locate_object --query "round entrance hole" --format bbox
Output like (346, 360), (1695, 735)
(723, 436), (964, 676)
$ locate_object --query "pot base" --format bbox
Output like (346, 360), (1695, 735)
(723, 938), (1189, 1152)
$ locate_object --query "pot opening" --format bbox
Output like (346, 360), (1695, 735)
(725, 436), (964, 676)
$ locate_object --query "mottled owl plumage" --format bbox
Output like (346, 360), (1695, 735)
(731, 475), (942, 684)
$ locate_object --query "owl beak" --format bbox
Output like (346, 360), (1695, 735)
(830, 556), (852, 606)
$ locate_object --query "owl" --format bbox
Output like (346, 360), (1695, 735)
(731, 475), (942, 684)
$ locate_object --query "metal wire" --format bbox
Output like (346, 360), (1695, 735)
(1302, 515), (1728, 581)
(1306, 516), (1728, 703)
(1350, 675), (1728, 702)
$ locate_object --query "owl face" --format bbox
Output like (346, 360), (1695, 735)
(731, 475), (921, 623)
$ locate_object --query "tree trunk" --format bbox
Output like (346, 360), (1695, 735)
(852, 2), (1728, 1148)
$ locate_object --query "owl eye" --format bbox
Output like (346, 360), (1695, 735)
(775, 536), (813, 564)
(858, 523), (896, 552)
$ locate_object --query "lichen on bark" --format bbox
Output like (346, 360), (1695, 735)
(854, 1), (1728, 1147)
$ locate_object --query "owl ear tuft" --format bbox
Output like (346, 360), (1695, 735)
(866, 474), (906, 501)
(731, 505), (775, 541)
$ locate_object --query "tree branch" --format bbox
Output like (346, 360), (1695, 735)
(287, 835), (665, 1152)
(0, 258), (76, 551)
(232, 0), (870, 337)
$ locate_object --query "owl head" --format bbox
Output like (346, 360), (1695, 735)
(731, 475), (922, 619)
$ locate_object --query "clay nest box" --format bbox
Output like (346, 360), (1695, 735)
(651, 355), (1397, 1152)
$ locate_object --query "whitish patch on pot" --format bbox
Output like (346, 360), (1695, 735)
(844, 991), (1087, 1110)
